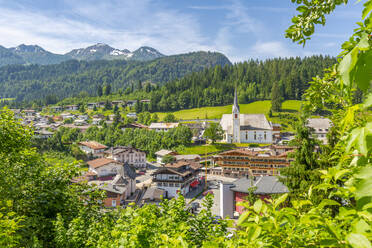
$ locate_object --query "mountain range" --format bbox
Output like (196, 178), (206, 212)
(0, 43), (165, 66)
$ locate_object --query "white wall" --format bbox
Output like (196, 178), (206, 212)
(240, 130), (273, 143)
(220, 182), (234, 218)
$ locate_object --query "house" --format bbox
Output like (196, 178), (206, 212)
(50, 106), (63, 112)
(74, 119), (87, 126)
(87, 102), (98, 109)
(220, 89), (279, 144)
(220, 176), (288, 218)
(174, 154), (201, 162)
(23, 109), (36, 117)
(155, 149), (178, 164)
(65, 105), (78, 111)
(34, 130), (54, 139)
(78, 115), (89, 120)
(307, 118), (332, 144)
(89, 163), (136, 207)
(152, 161), (201, 198)
(148, 123), (179, 132)
(141, 187), (166, 205)
(140, 99), (151, 104)
(87, 157), (123, 179)
(105, 146), (147, 168)
(92, 118), (103, 125)
(126, 113), (137, 119)
(126, 100), (137, 107)
(97, 102), (106, 108)
(60, 113), (75, 120)
(212, 147), (294, 177)
(121, 123), (148, 130)
(111, 100), (124, 107)
(78, 141), (107, 157)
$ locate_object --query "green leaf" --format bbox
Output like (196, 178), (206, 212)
(334, 169), (350, 181)
(253, 199), (263, 213)
(347, 233), (371, 248)
(355, 179), (372, 199)
(318, 199), (340, 209)
(296, 5), (308, 13)
(362, 0), (372, 19)
(352, 50), (372, 91)
(338, 48), (359, 86)
(273, 193), (288, 209)
(237, 211), (250, 226)
(363, 93), (372, 109)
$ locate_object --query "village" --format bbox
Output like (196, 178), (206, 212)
(7, 91), (333, 219)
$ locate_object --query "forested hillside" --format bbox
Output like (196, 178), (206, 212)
(145, 55), (335, 112)
(0, 51), (230, 103)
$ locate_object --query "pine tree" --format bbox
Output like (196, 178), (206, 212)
(279, 114), (321, 196)
(97, 85), (103, 97)
(271, 82), (282, 112)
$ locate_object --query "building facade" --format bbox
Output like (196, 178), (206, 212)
(78, 141), (107, 157)
(105, 146), (147, 168)
(213, 147), (294, 177)
(152, 161), (200, 198)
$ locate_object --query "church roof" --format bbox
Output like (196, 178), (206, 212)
(233, 88), (240, 112)
(220, 114), (272, 134)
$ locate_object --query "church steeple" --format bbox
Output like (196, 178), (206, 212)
(232, 87), (240, 113)
(232, 87), (240, 143)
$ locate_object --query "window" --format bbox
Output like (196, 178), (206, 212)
(112, 200), (117, 207)
(264, 131), (267, 140)
(235, 114), (238, 118)
(254, 131), (257, 140)
(245, 131), (248, 140)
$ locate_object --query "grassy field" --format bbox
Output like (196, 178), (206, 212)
(156, 100), (303, 121)
(176, 143), (269, 155)
(0, 98), (15, 102)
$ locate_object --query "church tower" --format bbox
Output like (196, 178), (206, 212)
(232, 87), (240, 143)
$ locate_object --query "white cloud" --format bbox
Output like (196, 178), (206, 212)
(0, 0), (213, 55)
(249, 41), (295, 58)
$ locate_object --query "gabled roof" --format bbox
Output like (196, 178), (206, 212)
(149, 123), (179, 129)
(78, 141), (107, 150)
(155, 149), (177, 156)
(230, 176), (288, 194)
(123, 163), (136, 180)
(87, 158), (120, 169)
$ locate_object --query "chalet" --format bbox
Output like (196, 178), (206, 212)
(155, 149), (178, 164)
(78, 141), (107, 157)
(174, 154), (201, 162)
(121, 123), (148, 130)
(126, 100), (137, 107)
(213, 147), (294, 177)
(220, 176), (288, 217)
(34, 130), (54, 139)
(78, 115), (89, 120)
(87, 157), (123, 178)
(87, 103), (98, 109)
(50, 106), (63, 112)
(74, 119), (87, 126)
(111, 100), (125, 107)
(141, 187), (166, 205)
(65, 105), (78, 111)
(152, 161), (201, 198)
(23, 109), (36, 117)
(60, 113), (75, 120)
(148, 123), (179, 132)
(126, 113), (137, 119)
(105, 146), (147, 168)
(140, 99), (151, 104)
(90, 163), (136, 207)
(307, 118), (332, 144)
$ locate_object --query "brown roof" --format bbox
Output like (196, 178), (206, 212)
(165, 161), (190, 168)
(87, 158), (120, 169)
(79, 141), (107, 150)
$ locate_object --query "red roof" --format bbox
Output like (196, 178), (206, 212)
(87, 158), (119, 169)
(79, 141), (107, 150)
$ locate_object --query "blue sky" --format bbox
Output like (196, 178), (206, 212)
(0, 0), (364, 62)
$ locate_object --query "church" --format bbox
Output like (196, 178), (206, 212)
(220, 89), (278, 144)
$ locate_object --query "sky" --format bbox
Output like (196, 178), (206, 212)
(0, 0), (364, 62)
